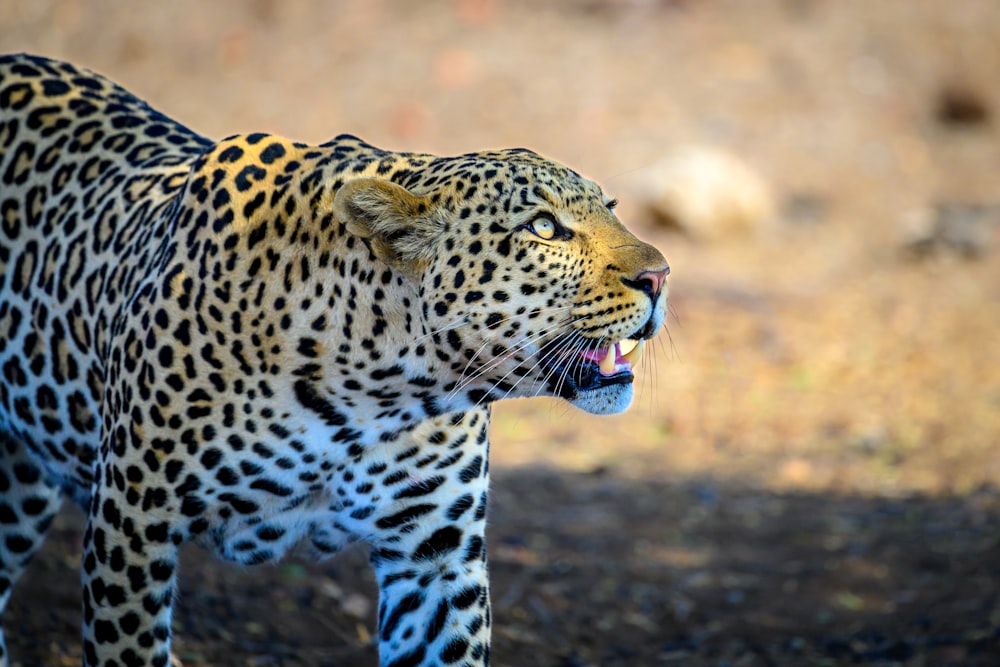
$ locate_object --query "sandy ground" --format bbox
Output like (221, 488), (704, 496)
(2, 1), (1000, 665)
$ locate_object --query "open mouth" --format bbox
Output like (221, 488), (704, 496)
(582, 339), (645, 377)
(543, 338), (645, 398)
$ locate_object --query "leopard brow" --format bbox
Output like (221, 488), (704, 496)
(531, 183), (562, 209)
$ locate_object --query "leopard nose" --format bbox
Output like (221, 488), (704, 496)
(626, 266), (670, 299)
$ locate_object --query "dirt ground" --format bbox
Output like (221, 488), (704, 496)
(3, 0), (1000, 665)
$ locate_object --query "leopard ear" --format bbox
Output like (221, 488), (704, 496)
(333, 178), (440, 280)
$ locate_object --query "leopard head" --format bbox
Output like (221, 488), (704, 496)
(334, 148), (669, 416)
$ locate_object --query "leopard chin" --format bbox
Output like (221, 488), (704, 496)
(568, 382), (635, 415)
(538, 338), (640, 415)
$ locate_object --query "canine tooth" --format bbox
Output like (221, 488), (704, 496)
(619, 339), (638, 356)
(622, 339), (644, 366)
(599, 346), (617, 374)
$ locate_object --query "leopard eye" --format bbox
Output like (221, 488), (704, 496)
(606, 198), (619, 212)
(528, 215), (557, 240)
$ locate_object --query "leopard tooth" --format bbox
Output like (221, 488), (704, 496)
(599, 344), (617, 374)
(618, 339), (638, 356)
(622, 339), (644, 366)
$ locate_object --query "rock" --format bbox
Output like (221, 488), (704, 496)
(630, 146), (776, 242)
(936, 82), (991, 127)
(901, 203), (1000, 259)
(782, 191), (831, 226)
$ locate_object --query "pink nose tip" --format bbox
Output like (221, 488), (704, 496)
(636, 267), (670, 297)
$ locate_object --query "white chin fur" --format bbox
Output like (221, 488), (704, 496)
(568, 383), (634, 415)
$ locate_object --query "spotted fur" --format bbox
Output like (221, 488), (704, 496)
(0, 54), (669, 667)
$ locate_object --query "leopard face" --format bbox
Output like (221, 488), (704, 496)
(334, 150), (669, 415)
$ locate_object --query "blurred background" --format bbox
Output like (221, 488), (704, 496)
(3, 0), (999, 665)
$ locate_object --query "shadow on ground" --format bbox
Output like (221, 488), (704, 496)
(8, 467), (1000, 667)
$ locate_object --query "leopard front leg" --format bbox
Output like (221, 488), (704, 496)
(81, 456), (183, 666)
(371, 528), (491, 667)
(366, 410), (493, 667)
(0, 432), (63, 667)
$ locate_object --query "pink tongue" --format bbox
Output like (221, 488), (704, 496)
(581, 344), (627, 368)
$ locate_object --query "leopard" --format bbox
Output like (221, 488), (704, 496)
(0, 54), (669, 667)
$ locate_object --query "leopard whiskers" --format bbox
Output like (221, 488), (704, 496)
(560, 336), (601, 396)
(551, 334), (599, 400)
(642, 328), (656, 413)
(446, 317), (582, 402)
(488, 333), (574, 406)
(432, 306), (583, 393)
(458, 310), (577, 388)
(531, 333), (583, 397)
(478, 328), (582, 402)
(485, 319), (591, 401)
(459, 336), (495, 388)
(531, 331), (593, 398)
(413, 316), (469, 343)
(649, 332), (658, 410)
